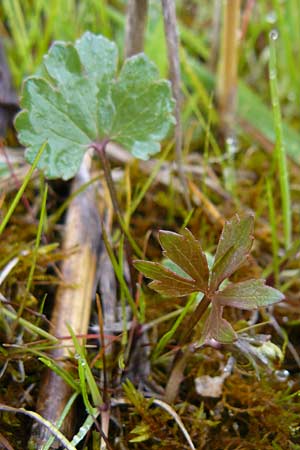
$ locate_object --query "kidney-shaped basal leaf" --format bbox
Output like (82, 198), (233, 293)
(159, 229), (209, 292)
(214, 279), (284, 310)
(134, 260), (200, 297)
(15, 32), (175, 179)
(210, 214), (254, 292)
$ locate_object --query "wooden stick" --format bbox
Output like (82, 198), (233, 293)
(29, 152), (102, 448)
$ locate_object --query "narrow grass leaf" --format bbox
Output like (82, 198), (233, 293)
(0, 306), (58, 343)
(43, 392), (79, 450)
(269, 31), (292, 249)
(0, 142), (46, 235)
(102, 226), (138, 317)
(67, 324), (103, 408)
(71, 409), (100, 446)
(266, 178), (280, 285)
(22, 183), (48, 310)
(0, 403), (77, 450)
(152, 293), (198, 360)
(39, 356), (79, 391)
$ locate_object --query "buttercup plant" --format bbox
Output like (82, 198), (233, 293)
(134, 214), (284, 401)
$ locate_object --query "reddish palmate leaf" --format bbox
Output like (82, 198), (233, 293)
(210, 214), (254, 292)
(214, 279), (284, 310)
(133, 260), (200, 297)
(200, 302), (237, 344)
(159, 229), (209, 292)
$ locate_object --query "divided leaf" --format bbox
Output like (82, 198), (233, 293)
(15, 32), (175, 179)
(133, 260), (200, 297)
(200, 303), (237, 344)
(134, 229), (209, 297)
(159, 229), (209, 292)
(210, 215), (254, 291)
(214, 279), (284, 310)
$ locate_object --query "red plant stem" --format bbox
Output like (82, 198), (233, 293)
(165, 294), (212, 403)
(92, 140), (138, 298)
(92, 139), (121, 218)
(179, 294), (211, 345)
(241, 0), (256, 41)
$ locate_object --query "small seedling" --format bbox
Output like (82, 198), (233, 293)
(134, 214), (284, 345)
(135, 214), (284, 402)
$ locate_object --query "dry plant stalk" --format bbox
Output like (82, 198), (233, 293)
(217, 0), (241, 129)
(30, 153), (101, 448)
(0, 39), (19, 137)
(124, 0), (148, 57)
(210, 0), (222, 69)
(162, 0), (191, 209)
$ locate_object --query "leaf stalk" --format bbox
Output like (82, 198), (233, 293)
(165, 294), (211, 403)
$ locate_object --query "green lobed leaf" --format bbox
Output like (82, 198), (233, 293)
(134, 260), (199, 297)
(210, 215), (254, 292)
(214, 279), (284, 310)
(159, 229), (209, 292)
(200, 302), (237, 344)
(15, 32), (175, 179)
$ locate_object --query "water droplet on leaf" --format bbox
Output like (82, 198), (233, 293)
(270, 29), (279, 41)
(266, 11), (277, 24)
(275, 369), (289, 382)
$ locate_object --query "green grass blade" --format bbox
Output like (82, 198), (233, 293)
(43, 392), (79, 450)
(269, 31), (292, 249)
(152, 293), (199, 361)
(67, 324), (103, 408)
(18, 182), (48, 319)
(266, 179), (280, 286)
(0, 403), (77, 450)
(0, 142), (46, 236)
(187, 55), (300, 161)
(130, 143), (172, 216)
(0, 306), (58, 343)
(102, 226), (138, 318)
(71, 409), (100, 447)
(39, 356), (79, 391)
